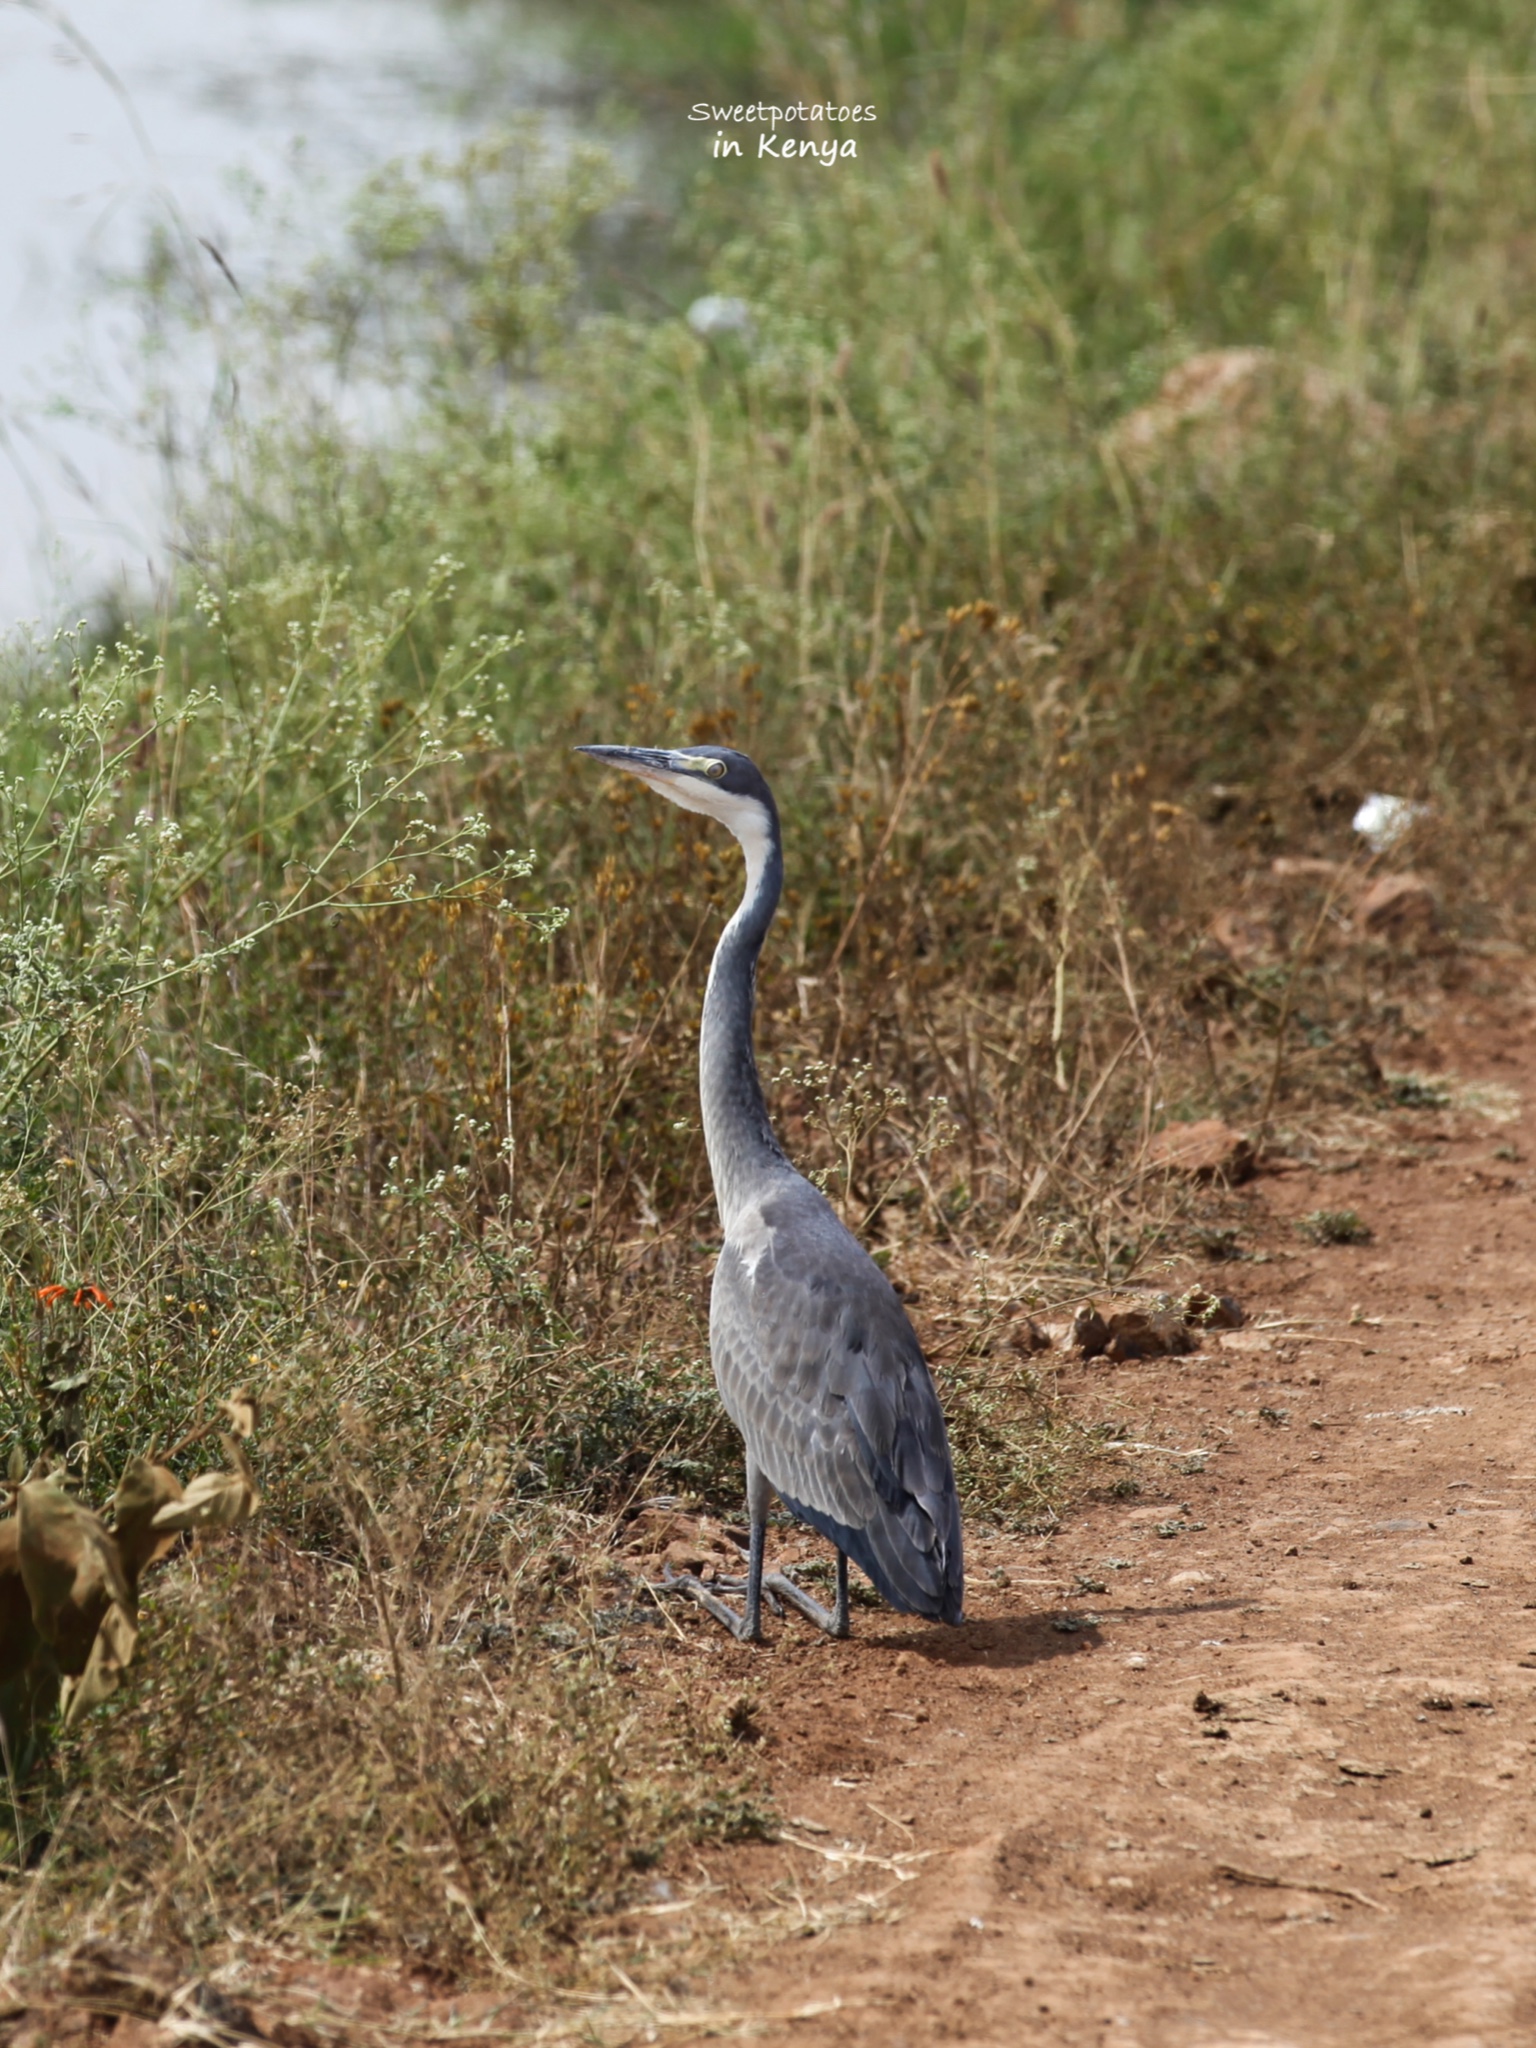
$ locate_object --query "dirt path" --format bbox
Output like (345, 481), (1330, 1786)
(657, 989), (1536, 2048)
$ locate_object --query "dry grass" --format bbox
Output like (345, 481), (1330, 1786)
(10, 1490), (770, 1978)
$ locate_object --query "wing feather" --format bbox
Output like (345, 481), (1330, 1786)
(711, 1175), (964, 1622)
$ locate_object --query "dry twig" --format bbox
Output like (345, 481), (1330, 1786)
(1216, 1862), (1385, 1912)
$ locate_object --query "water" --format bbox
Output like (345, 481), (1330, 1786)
(0, 0), (572, 632)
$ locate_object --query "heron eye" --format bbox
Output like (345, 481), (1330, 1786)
(704, 758), (727, 780)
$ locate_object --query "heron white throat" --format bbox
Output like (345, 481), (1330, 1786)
(578, 742), (965, 1642)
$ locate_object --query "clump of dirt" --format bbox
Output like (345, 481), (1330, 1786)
(1071, 1287), (1245, 1361)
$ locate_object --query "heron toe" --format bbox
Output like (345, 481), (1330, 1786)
(762, 1569), (850, 1639)
(656, 1567), (764, 1642)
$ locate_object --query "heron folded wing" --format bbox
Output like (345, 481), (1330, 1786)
(711, 1244), (881, 1528)
(711, 1181), (964, 1621)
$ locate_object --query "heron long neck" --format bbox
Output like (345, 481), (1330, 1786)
(700, 806), (787, 1228)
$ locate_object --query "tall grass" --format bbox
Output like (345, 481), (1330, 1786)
(4, 0), (1536, 1978)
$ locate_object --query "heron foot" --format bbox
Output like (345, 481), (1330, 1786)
(762, 1570), (851, 1640)
(709, 1572), (785, 1617)
(653, 1567), (764, 1642)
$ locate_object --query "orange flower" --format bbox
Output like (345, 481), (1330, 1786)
(33, 1283), (114, 1309)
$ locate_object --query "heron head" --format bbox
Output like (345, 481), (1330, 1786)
(576, 744), (778, 847)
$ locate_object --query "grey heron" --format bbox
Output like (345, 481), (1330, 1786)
(578, 743), (964, 1641)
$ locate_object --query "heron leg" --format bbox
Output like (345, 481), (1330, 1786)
(762, 1548), (851, 1640)
(652, 1466), (769, 1643)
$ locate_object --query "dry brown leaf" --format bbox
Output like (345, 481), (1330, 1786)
(111, 1457), (186, 1584)
(17, 1477), (135, 1677)
(151, 1435), (261, 1533)
(0, 1517), (42, 1691)
(60, 1599), (138, 1728)
(216, 1388), (260, 1439)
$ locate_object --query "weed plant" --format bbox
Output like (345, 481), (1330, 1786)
(1297, 1207), (1372, 1246)
(3, 0), (1536, 1984)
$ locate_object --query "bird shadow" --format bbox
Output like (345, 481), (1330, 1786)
(868, 1596), (1253, 1670)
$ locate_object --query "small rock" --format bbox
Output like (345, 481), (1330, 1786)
(1071, 1305), (1111, 1358)
(1355, 871), (1437, 943)
(622, 1503), (695, 1548)
(1180, 1285), (1245, 1329)
(1104, 1309), (1195, 1362)
(1145, 1119), (1256, 1184)
(623, 1506), (739, 1578)
(1009, 1312), (1052, 1355)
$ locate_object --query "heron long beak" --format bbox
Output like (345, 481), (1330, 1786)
(576, 745), (712, 777)
(577, 742), (734, 821)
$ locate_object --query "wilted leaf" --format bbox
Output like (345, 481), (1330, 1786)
(112, 1458), (186, 1584)
(6, 1445), (23, 1482)
(17, 1477), (135, 1678)
(151, 1436), (260, 1533)
(60, 1600), (138, 1728)
(0, 1513), (60, 1752)
(216, 1388), (259, 1440)
(0, 1518), (42, 1690)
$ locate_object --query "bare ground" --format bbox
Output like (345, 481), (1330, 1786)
(641, 977), (1536, 2048)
